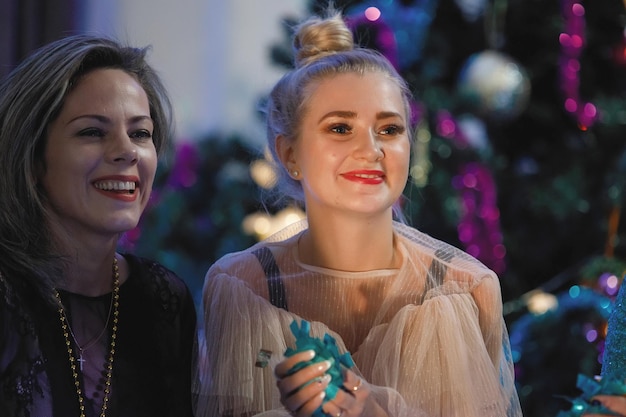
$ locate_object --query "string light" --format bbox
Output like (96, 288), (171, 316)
(559, 0), (597, 130)
(242, 206), (305, 241)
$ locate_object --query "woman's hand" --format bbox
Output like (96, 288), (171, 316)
(275, 350), (332, 416)
(274, 350), (387, 417)
(584, 395), (626, 417)
(320, 369), (384, 417)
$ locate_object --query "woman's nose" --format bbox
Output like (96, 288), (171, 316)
(114, 147), (138, 163)
(108, 134), (139, 164)
(355, 131), (384, 161)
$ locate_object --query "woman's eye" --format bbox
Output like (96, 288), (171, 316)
(380, 125), (405, 136)
(330, 124), (351, 134)
(130, 129), (153, 140)
(78, 128), (104, 137)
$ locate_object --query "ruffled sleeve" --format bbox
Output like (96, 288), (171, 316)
(355, 279), (519, 416)
(193, 252), (291, 417)
(353, 224), (521, 417)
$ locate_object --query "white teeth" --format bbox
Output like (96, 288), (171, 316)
(94, 181), (136, 191)
(355, 174), (379, 179)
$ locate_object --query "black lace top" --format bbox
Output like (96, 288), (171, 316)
(0, 254), (197, 417)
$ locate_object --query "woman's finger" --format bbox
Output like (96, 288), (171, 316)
(281, 375), (330, 416)
(274, 353), (334, 416)
(343, 370), (365, 396)
(320, 370), (370, 417)
(321, 401), (345, 417)
(588, 395), (626, 416)
(275, 350), (316, 379)
(276, 358), (332, 396)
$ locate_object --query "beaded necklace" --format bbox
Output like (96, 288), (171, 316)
(54, 258), (120, 417)
(64, 288), (114, 371)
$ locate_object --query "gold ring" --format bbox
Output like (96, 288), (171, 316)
(352, 378), (363, 392)
(336, 410), (343, 417)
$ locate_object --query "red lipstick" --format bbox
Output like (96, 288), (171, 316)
(341, 170), (385, 185)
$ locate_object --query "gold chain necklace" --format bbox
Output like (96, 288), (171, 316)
(54, 258), (120, 417)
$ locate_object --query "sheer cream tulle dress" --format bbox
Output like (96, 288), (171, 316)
(193, 220), (522, 417)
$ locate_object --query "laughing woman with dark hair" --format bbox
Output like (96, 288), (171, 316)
(0, 35), (197, 417)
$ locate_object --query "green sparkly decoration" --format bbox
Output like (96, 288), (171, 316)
(603, 282), (626, 381)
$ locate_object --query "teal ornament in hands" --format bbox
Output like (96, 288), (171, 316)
(285, 320), (355, 417)
(556, 374), (626, 416)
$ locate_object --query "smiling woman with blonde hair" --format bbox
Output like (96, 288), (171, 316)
(194, 9), (522, 417)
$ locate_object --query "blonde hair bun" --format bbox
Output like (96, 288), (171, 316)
(293, 13), (354, 68)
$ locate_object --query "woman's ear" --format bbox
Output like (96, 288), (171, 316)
(275, 134), (298, 175)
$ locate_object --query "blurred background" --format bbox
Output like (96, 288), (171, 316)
(2, 0), (626, 415)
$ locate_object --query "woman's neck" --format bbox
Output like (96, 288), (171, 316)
(54, 233), (121, 296)
(299, 211), (399, 272)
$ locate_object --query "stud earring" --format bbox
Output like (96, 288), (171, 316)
(291, 170), (299, 178)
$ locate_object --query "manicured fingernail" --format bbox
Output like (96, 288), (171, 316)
(303, 350), (315, 359)
(317, 360), (332, 372)
(317, 374), (331, 384)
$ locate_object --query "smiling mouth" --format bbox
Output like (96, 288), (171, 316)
(353, 173), (381, 179)
(94, 180), (137, 194)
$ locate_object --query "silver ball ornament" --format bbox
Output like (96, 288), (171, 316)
(457, 50), (531, 121)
